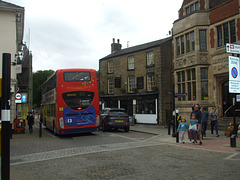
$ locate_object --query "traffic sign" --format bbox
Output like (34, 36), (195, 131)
(22, 94), (27, 103)
(229, 56), (240, 93)
(231, 67), (238, 79)
(15, 93), (22, 100)
(226, 43), (240, 54)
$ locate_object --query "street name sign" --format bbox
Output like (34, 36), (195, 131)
(229, 56), (240, 93)
(175, 93), (187, 97)
(226, 43), (240, 54)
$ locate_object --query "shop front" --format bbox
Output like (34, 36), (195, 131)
(100, 92), (158, 124)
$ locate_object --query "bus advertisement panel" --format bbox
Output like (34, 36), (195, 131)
(42, 69), (100, 135)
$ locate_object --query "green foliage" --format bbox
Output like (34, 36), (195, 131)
(33, 70), (54, 107)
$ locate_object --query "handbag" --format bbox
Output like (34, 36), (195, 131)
(189, 123), (197, 130)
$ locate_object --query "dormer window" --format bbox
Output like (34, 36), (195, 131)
(185, 1), (199, 15)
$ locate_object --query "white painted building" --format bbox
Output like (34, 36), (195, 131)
(0, 1), (25, 124)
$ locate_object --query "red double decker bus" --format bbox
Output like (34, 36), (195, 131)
(42, 69), (100, 135)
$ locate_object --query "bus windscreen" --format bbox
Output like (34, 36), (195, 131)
(62, 91), (94, 111)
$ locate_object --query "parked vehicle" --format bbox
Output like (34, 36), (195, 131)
(100, 108), (130, 132)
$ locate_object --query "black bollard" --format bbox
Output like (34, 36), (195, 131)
(39, 120), (42, 138)
(168, 119), (171, 135)
(176, 112), (179, 143)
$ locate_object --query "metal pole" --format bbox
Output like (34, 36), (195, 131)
(176, 111), (179, 143)
(168, 118), (171, 135)
(39, 121), (42, 138)
(172, 83), (176, 137)
(230, 97), (237, 147)
(1, 53), (11, 180)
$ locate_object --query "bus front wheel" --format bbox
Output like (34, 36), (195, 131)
(53, 123), (58, 136)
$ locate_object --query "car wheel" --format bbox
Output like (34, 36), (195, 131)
(124, 127), (129, 132)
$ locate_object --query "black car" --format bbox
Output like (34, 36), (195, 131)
(100, 108), (130, 132)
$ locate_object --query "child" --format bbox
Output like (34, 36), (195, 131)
(189, 113), (198, 144)
(177, 118), (189, 143)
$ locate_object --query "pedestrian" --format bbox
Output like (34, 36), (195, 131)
(177, 118), (189, 143)
(201, 107), (209, 137)
(189, 113), (198, 145)
(190, 104), (203, 145)
(210, 107), (219, 137)
(27, 112), (34, 133)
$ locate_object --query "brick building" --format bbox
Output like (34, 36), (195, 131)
(172, 0), (240, 118)
(99, 38), (172, 125)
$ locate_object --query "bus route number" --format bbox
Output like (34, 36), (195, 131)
(67, 118), (72, 123)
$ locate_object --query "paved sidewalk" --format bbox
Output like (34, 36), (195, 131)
(8, 123), (240, 155)
(130, 124), (240, 153)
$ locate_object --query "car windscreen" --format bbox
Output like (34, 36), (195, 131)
(62, 91), (94, 111)
(64, 71), (91, 82)
(109, 110), (128, 115)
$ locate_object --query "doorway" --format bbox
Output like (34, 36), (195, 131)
(120, 100), (133, 116)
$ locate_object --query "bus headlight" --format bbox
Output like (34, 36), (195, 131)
(59, 117), (64, 129)
(96, 115), (100, 126)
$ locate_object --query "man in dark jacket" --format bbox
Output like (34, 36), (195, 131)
(27, 112), (34, 133)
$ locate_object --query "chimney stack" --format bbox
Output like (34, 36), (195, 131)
(111, 38), (122, 53)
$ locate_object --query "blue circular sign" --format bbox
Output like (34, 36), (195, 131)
(231, 67), (238, 78)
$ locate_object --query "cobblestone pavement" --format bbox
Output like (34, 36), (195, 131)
(2, 124), (240, 179)
(10, 143), (240, 180)
(10, 141), (162, 165)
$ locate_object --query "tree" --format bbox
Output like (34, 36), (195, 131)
(33, 70), (54, 108)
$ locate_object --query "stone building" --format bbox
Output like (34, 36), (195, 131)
(172, 0), (240, 118)
(99, 38), (172, 125)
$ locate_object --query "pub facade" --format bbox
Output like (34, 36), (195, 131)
(99, 38), (172, 125)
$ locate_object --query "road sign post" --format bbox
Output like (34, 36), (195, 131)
(172, 83), (176, 137)
(171, 85), (187, 142)
(226, 43), (240, 148)
(176, 109), (179, 143)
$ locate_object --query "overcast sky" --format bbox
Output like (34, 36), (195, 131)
(5, 0), (183, 72)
